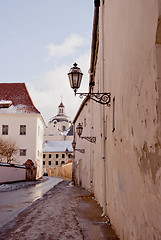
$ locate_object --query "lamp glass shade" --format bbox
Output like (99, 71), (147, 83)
(76, 123), (83, 137)
(68, 63), (83, 92)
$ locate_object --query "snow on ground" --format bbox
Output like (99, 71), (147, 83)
(0, 180), (119, 240)
(0, 178), (45, 192)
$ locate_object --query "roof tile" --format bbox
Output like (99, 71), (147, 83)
(0, 83), (40, 114)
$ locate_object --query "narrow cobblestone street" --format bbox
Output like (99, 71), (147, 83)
(0, 180), (119, 240)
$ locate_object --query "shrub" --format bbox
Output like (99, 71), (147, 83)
(0, 138), (18, 163)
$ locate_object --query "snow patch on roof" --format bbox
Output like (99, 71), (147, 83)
(0, 100), (12, 105)
(44, 141), (73, 153)
(0, 104), (34, 114)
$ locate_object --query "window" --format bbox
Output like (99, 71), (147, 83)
(56, 154), (59, 158)
(20, 149), (26, 156)
(43, 154), (46, 158)
(48, 161), (51, 165)
(20, 125), (26, 135)
(61, 161), (65, 164)
(56, 161), (58, 165)
(68, 154), (71, 158)
(62, 126), (66, 131)
(62, 154), (65, 158)
(43, 161), (45, 165)
(49, 154), (52, 158)
(2, 125), (8, 135)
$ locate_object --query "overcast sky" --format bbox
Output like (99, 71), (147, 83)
(0, 0), (94, 123)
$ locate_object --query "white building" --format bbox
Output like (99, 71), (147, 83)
(0, 83), (45, 179)
(43, 102), (73, 176)
(44, 101), (73, 142)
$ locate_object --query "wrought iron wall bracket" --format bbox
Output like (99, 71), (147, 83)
(76, 92), (111, 106)
(75, 149), (85, 154)
(81, 136), (96, 143)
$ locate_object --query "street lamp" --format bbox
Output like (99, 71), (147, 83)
(76, 123), (96, 144)
(68, 63), (111, 106)
(68, 62), (83, 95)
(65, 148), (73, 158)
(72, 140), (85, 154)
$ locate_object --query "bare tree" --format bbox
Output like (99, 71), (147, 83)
(0, 138), (18, 164)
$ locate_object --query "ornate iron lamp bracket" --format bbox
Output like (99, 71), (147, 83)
(76, 92), (111, 106)
(81, 136), (96, 143)
(75, 149), (85, 154)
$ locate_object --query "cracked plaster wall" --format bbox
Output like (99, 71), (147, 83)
(95, 0), (161, 239)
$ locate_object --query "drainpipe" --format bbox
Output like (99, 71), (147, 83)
(100, 0), (107, 216)
(72, 123), (76, 183)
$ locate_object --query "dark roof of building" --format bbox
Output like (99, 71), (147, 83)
(58, 101), (64, 108)
(67, 125), (73, 136)
(0, 83), (40, 114)
(50, 116), (69, 123)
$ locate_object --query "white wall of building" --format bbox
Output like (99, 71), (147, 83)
(0, 164), (26, 184)
(44, 120), (70, 136)
(44, 102), (73, 142)
(35, 116), (44, 178)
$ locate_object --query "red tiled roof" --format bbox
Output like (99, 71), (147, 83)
(0, 83), (40, 114)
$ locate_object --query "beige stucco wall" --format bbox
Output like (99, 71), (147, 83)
(97, 0), (161, 239)
(43, 151), (71, 169)
(74, 0), (161, 239)
(47, 162), (72, 179)
(74, 100), (93, 191)
(43, 151), (73, 180)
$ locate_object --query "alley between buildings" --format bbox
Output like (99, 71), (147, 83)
(0, 179), (119, 240)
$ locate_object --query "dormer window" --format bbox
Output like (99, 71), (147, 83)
(0, 100), (12, 108)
